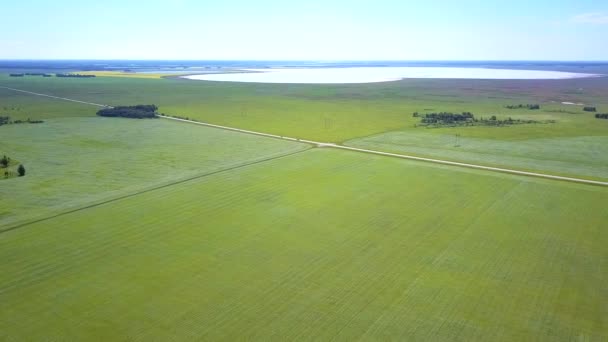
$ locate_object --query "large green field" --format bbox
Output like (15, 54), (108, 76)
(1, 71), (607, 340)
(1, 149), (606, 340)
(0, 117), (308, 228)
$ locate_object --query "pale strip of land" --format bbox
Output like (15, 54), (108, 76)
(2, 85), (607, 187)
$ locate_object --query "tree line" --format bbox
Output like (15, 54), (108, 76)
(10, 73), (95, 78)
(583, 106), (597, 112)
(10, 73), (52, 77)
(97, 105), (158, 119)
(595, 113), (608, 119)
(505, 104), (540, 110)
(0, 116), (44, 126)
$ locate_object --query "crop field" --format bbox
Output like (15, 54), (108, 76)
(1, 70), (607, 340)
(0, 117), (308, 228)
(0, 149), (606, 340)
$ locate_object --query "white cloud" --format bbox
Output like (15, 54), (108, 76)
(571, 12), (608, 24)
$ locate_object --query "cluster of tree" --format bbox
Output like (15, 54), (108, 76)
(0, 156), (24, 178)
(595, 113), (608, 119)
(416, 112), (474, 125)
(414, 111), (554, 128)
(1, 155), (10, 168)
(505, 104), (540, 110)
(55, 73), (96, 78)
(583, 106), (597, 112)
(9, 73), (24, 77)
(0, 116), (44, 126)
(97, 105), (159, 119)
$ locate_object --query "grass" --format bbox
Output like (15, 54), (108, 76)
(0, 117), (308, 228)
(0, 148), (606, 340)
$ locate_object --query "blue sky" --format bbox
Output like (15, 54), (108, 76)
(1, 0), (607, 60)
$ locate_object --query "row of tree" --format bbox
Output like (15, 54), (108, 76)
(414, 111), (553, 128)
(97, 105), (158, 119)
(505, 104), (541, 110)
(583, 106), (597, 112)
(10, 73), (52, 77)
(595, 113), (608, 119)
(0, 116), (44, 126)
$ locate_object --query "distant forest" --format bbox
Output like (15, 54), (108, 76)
(97, 105), (158, 119)
(55, 73), (96, 78)
(9, 73), (95, 78)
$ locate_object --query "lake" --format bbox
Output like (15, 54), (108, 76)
(182, 67), (599, 84)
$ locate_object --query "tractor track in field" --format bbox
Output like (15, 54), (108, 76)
(0, 86), (112, 108)
(3, 84), (608, 187)
(0, 148), (310, 234)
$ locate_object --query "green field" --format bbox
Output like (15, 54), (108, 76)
(0, 117), (308, 228)
(2, 73), (608, 180)
(1, 72), (607, 340)
(1, 149), (606, 340)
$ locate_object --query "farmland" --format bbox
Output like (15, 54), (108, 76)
(0, 117), (308, 228)
(2, 73), (608, 179)
(0, 149), (606, 340)
(1, 67), (607, 340)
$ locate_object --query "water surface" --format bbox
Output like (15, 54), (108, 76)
(183, 67), (598, 84)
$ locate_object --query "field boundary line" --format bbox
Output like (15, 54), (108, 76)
(0, 148), (310, 234)
(3, 84), (607, 187)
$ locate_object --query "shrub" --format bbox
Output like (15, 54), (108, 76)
(17, 164), (25, 177)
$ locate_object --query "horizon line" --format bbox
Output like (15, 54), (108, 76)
(1, 59), (608, 62)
